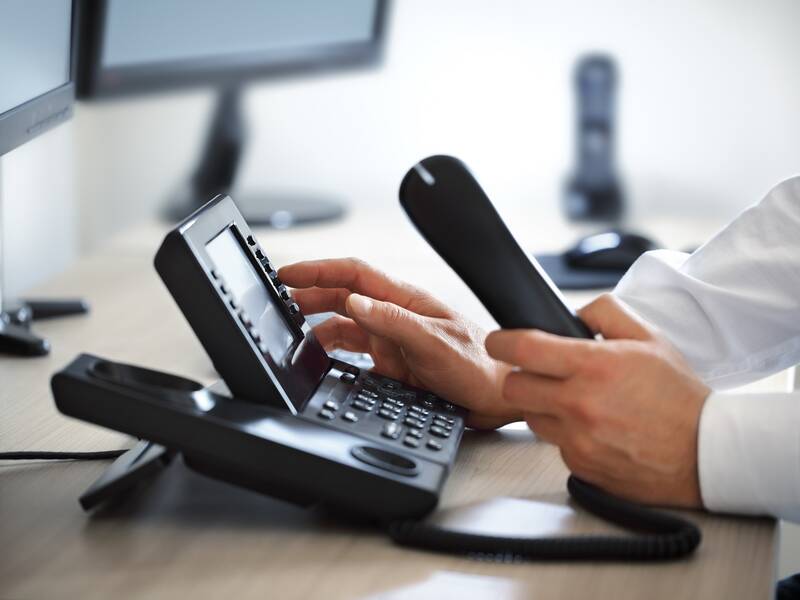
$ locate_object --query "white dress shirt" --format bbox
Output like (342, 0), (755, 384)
(614, 175), (800, 522)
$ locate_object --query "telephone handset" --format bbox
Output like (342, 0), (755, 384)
(393, 154), (701, 559)
(400, 156), (593, 338)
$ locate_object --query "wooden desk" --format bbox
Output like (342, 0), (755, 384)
(0, 208), (777, 599)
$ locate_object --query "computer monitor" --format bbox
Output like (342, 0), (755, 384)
(74, 0), (390, 227)
(0, 0), (75, 156)
(0, 0), (87, 357)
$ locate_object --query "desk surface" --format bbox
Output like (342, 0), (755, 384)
(0, 207), (777, 599)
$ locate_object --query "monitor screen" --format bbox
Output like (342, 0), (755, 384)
(77, 0), (387, 97)
(0, 0), (72, 115)
(205, 227), (296, 363)
(102, 0), (377, 68)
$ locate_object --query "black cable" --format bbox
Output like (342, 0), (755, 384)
(3, 449), (701, 561)
(0, 450), (129, 461)
(388, 475), (702, 562)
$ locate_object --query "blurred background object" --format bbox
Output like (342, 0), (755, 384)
(535, 52), (663, 289)
(563, 54), (624, 223)
(75, 0), (389, 227)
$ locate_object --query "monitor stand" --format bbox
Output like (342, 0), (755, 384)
(163, 87), (345, 228)
(0, 161), (89, 357)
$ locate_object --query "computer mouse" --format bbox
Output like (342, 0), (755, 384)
(564, 230), (657, 270)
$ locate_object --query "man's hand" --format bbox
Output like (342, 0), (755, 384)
(485, 294), (710, 508)
(278, 258), (521, 429)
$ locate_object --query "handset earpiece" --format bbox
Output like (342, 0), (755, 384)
(399, 155), (593, 339)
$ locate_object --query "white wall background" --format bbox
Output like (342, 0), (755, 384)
(3, 0), (799, 578)
(73, 0), (800, 252)
(1, 122), (75, 299)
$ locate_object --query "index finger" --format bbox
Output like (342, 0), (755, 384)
(485, 329), (595, 378)
(278, 258), (449, 316)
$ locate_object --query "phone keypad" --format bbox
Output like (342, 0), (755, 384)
(304, 367), (465, 461)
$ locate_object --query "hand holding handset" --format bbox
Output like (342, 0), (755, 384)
(393, 155), (701, 560)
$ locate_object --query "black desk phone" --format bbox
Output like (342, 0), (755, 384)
(52, 156), (700, 561)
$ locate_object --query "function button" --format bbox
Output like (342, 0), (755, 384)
(248, 327), (261, 343)
(403, 436), (420, 448)
(288, 303), (300, 315)
(364, 376), (380, 387)
(254, 248), (265, 260)
(408, 406), (430, 417)
(317, 409), (335, 420)
(229, 299), (239, 311)
(442, 402), (456, 412)
(260, 257), (273, 270)
(426, 439), (443, 451)
(404, 417), (425, 429)
(381, 422), (402, 440)
(421, 399), (435, 409)
(356, 392), (377, 402)
(323, 400), (340, 411)
(340, 372), (356, 384)
(342, 411), (358, 423)
(238, 310), (252, 328)
(219, 283), (229, 295)
(246, 235), (256, 246)
(407, 428), (423, 439)
(210, 269), (219, 279)
(359, 389), (379, 399)
(352, 400), (374, 412)
(381, 381), (400, 391)
(429, 425), (450, 438)
(277, 285), (291, 300)
(378, 408), (399, 420)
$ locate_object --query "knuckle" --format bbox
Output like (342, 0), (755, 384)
(597, 292), (616, 307)
(345, 256), (367, 269)
(571, 397), (599, 428)
(381, 302), (406, 326)
(514, 331), (539, 364)
(502, 371), (524, 401)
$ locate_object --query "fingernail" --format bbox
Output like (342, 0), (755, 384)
(348, 294), (373, 318)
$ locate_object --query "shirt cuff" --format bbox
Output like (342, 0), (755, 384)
(698, 391), (800, 521)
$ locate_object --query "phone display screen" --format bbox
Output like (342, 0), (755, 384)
(205, 227), (296, 362)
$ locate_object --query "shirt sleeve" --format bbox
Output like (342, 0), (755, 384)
(612, 176), (800, 520)
(615, 175), (800, 390)
(698, 391), (800, 521)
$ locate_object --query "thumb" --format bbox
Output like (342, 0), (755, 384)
(577, 294), (652, 341)
(346, 293), (424, 347)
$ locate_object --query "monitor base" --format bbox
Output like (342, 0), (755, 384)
(0, 299), (89, 357)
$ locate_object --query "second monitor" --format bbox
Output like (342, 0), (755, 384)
(74, 0), (390, 227)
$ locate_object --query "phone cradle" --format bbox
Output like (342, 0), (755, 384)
(55, 354), (449, 521)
